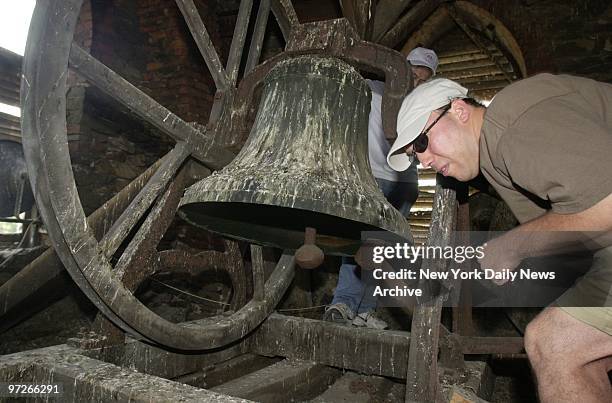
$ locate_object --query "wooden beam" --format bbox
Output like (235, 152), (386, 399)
(99, 144), (189, 259)
(244, 0), (271, 74)
(340, 0), (377, 40)
(172, 353), (280, 388)
(226, 0), (253, 86)
(372, 0), (412, 43)
(0, 344), (249, 402)
(270, 0), (300, 42)
(379, 0), (442, 49)
(81, 337), (247, 380)
(249, 313), (411, 378)
(251, 244), (265, 301)
(405, 183), (457, 402)
(461, 336), (524, 355)
(211, 359), (341, 401)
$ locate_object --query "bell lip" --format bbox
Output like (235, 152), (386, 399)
(178, 200), (413, 256)
(178, 184), (414, 255)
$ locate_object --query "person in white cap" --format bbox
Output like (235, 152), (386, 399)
(323, 47), (439, 330)
(388, 74), (612, 402)
(406, 46), (439, 87)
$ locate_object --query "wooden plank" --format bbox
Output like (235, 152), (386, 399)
(211, 359), (341, 402)
(379, 0), (442, 49)
(0, 46), (22, 68)
(173, 353), (280, 388)
(114, 166), (191, 291)
(340, 0), (376, 40)
(0, 118), (20, 132)
(226, 0), (253, 86)
(250, 313), (411, 378)
(452, 197), (474, 336)
(270, 0), (300, 41)
(0, 344), (248, 402)
(82, 338), (248, 380)
(251, 244), (265, 301)
(437, 58), (511, 74)
(99, 143), (190, 258)
(460, 336), (524, 355)
(244, 0), (271, 74)
(0, 91), (20, 107)
(0, 111), (19, 125)
(405, 183), (457, 402)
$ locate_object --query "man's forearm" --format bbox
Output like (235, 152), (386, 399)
(500, 198), (612, 260)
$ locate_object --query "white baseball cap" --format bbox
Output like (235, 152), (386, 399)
(407, 47), (439, 75)
(387, 78), (468, 171)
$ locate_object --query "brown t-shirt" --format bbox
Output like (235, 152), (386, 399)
(480, 73), (612, 223)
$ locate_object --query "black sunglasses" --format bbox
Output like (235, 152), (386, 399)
(406, 103), (451, 155)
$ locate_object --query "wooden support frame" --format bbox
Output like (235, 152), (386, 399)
(405, 181), (457, 402)
(0, 345), (249, 402)
(250, 313), (411, 378)
(211, 359), (341, 401)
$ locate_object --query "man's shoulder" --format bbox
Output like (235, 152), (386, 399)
(486, 74), (588, 128)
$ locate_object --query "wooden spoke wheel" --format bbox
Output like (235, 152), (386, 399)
(21, 0), (301, 350)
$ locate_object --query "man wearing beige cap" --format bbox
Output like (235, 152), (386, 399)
(388, 74), (612, 402)
(324, 47), (439, 329)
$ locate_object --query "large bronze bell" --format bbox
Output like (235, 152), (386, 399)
(179, 55), (412, 255)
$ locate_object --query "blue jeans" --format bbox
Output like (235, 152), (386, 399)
(331, 178), (418, 313)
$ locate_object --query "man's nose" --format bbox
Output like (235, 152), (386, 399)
(417, 151), (432, 168)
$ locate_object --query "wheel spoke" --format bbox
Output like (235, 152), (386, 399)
(175, 0), (231, 90)
(244, 0), (271, 75)
(251, 244), (265, 301)
(24, 0), (297, 350)
(270, 0), (300, 41)
(114, 165), (191, 291)
(340, 0), (376, 40)
(99, 143), (190, 259)
(158, 249), (226, 275)
(226, 0), (253, 86)
(68, 44), (234, 170)
(157, 239), (248, 309)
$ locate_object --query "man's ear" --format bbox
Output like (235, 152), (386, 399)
(451, 99), (470, 123)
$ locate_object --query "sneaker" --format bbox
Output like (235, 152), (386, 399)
(352, 311), (388, 329)
(322, 303), (355, 325)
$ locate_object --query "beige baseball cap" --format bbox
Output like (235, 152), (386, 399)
(387, 78), (468, 171)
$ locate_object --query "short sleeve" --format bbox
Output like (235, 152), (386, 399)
(497, 94), (612, 215)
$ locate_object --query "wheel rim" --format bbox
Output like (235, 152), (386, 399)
(21, 0), (297, 350)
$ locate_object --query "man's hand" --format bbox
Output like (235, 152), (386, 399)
(478, 236), (523, 285)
